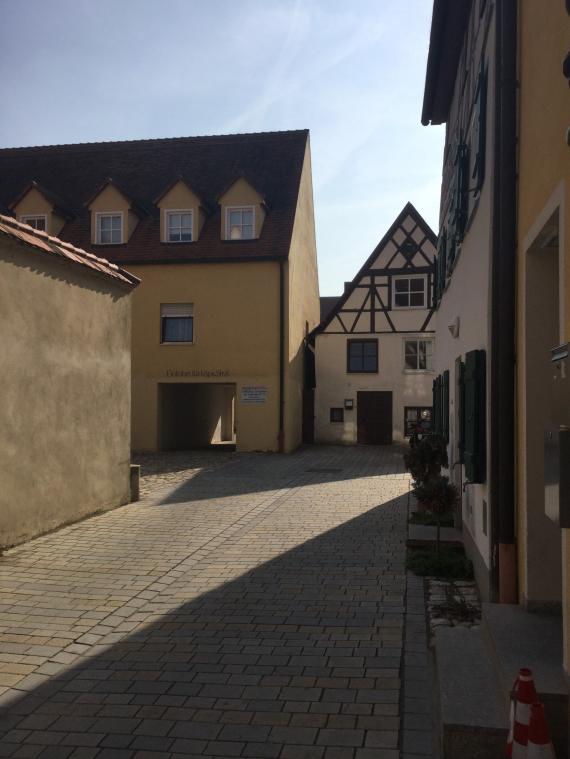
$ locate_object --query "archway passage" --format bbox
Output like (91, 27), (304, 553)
(158, 382), (236, 451)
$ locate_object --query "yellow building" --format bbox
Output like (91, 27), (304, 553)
(0, 131), (320, 453)
(516, 0), (570, 668)
(0, 215), (139, 548)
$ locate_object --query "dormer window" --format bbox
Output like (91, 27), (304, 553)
(392, 274), (427, 309)
(166, 210), (193, 243)
(96, 213), (123, 245)
(226, 206), (254, 240)
(19, 214), (47, 231)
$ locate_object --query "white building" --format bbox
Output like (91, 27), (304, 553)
(314, 203), (436, 445)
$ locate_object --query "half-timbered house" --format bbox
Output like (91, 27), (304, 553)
(313, 203), (436, 445)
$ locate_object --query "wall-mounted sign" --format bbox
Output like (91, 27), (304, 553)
(241, 385), (268, 404)
(166, 369), (230, 378)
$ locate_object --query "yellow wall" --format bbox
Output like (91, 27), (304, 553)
(284, 137), (320, 451)
(0, 238), (133, 548)
(88, 184), (138, 244)
(516, 1), (570, 663)
(13, 186), (66, 236)
(157, 181), (205, 241)
(219, 178), (266, 239)
(128, 261), (282, 452)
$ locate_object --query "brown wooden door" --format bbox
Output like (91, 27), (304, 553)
(357, 391), (393, 444)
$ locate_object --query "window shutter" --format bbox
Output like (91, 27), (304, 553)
(442, 370), (450, 443)
(454, 143), (469, 241)
(464, 349), (486, 483)
(472, 64), (487, 192)
(432, 376), (440, 436)
(161, 303), (193, 317)
(458, 360), (466, 464)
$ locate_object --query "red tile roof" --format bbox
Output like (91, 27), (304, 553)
(0, 214), (139, 288)
(0, 130), (309, 265)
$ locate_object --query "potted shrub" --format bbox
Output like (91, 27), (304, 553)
(413, 475), (458, 553)
(404, 433), (448, 492)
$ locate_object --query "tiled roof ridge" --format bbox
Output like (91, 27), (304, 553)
(0, 129), (310, 154)
(0, 214), (139, 288)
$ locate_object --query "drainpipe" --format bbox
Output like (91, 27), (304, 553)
(278, 259), (285, 453)
(490, 0), (518, 603)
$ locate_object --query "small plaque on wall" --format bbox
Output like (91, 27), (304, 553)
(344, 399), (354, 410)
(241, 385), (268, 404)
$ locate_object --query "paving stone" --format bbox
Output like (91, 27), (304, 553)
(0, 447), (410, 758)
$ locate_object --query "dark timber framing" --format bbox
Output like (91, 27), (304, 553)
(316, 202), (437, 336)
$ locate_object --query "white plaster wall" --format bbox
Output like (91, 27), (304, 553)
(315, 332), (435, 444)
(434, 8), (496, 594)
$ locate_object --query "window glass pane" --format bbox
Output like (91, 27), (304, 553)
(230, 225), (242, 240)
(162, 316), (193, 342)
(410, 279), (425, 292)
(242, 209), (253, 225)
(180, 230), (192, 241)
(363, 342), (376, 356)
(111, 229), (121, 244)
(169, 213), (180, 228)
(349, 343), (363, 359)
(100, 216), (112, 231)
(229, 210), (241, 226)
(180, 214), (192, 229)
(100, 230), (111, 244)
(242, 225), (254, 239)
(410, 293), (424, 307)
(111, 215), (122, 231)
(405, 340), (417, 357)
(363, 355), (376, 371)
(395, 293), (409, 307)
(395, 279), (408, 292)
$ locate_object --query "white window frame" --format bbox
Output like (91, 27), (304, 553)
(225, 205), (255, 240)
(164, 209), (194, 243)
(392, 274), (428, 310)
(95, 211), (124, 245)
(403, 337), (434, 372)
(19, 214), (48, 231)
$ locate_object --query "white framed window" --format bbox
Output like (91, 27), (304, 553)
(96, 212), (123, 245)
(160, 303), (194, 344)
(393, 274), (427, 309)
(404, 338), (434, 371)
(226, 206), (254, 240)
(165, 210), (193, 242)
(19, 214), (47, 231)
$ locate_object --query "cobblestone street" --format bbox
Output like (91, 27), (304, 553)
(0, 445), (433, 758)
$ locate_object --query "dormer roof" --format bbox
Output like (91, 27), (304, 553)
(84, 177), (147, 218)
(9, 180), (74, 220)
(0, 130), (309, 264)
(215, 174), (269, 209)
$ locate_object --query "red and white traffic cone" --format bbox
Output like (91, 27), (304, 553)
(527, 702), (556, 758)
(512, 668), (538, 758)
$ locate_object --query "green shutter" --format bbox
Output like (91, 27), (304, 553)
(443, 370), (450, 443)
(433, 376), (441, 436)
(454, 143), (469, 241)
(458, 360), (466, 464)
(472, 64), (487, 192)
(464, 349), (486, 483)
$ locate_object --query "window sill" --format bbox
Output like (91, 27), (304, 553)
(403, 369), (434, 374)
(160, 342), (194, 346)
(347, 370), (379, 374)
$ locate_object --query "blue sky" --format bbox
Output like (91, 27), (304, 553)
(0, 0), (444, 295)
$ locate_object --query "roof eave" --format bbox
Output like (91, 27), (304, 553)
(421, 0), (472, 126)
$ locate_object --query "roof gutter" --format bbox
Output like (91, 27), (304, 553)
(489, 0), (518, 603)
(421, 0), (446, 125)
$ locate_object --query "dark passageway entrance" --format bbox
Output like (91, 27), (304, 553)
(158, 382), (236, 450)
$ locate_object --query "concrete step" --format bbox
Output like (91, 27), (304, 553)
(482, 602), (568, 758)
(434, 625), (508, 758)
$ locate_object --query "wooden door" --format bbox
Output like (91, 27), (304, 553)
(357, 391), (393, 445)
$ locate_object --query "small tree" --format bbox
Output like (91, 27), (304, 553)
(413, 476), (458, 553)
(404, 433), (448, 489)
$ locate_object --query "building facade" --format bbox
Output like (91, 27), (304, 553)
(516, 0), (570, 662)
(422, 0), (517, 601)
(0, 131), (320, 453)
(314, 203), (436, 445)
(0, 215), (139, 548)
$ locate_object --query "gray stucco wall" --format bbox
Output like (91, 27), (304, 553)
(0, 239), (133, 548)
